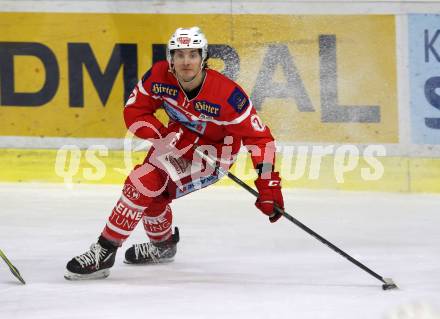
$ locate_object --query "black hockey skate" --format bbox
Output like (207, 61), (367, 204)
(64, 236), (117, 280)
(124, 227), (179, 264)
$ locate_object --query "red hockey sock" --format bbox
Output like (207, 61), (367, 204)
(101, 178), (153, 246)
(101, 194), (150, 246)
(101, 164), (170, 246)
(142, 198), (173, 243)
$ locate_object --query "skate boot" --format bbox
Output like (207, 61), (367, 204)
(64, 236), (117, 280)
(124, 227), (179, 264)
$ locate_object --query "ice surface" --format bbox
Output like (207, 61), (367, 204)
(0, 183), (439, 319)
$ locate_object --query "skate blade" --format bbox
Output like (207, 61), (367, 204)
(123, 258), (174, 265)
(64, 269), (110, 281)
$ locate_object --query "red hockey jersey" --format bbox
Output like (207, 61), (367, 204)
(124, 60), (276, 169)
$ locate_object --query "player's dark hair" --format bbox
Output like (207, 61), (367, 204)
(169, 49), (209, 69)
(202, 49), (210, 69)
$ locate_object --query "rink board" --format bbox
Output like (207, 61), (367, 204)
(0, 12), (439, 192)
(1, 148), (439, 193)
(0, 12), (397, 144)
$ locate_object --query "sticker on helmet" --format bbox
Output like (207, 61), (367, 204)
(177, 37), (191, 45)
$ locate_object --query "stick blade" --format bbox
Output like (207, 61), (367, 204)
(0, 250), (26, 285)
(8, 263), (26, 284)
(382, 278), (398, 290)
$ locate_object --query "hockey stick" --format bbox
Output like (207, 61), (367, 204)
(0, 249), (26, 284)
(194, 147), (397, 290)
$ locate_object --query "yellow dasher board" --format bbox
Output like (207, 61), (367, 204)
(0, 13), (397, 143)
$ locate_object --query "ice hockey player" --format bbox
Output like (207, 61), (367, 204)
(64, 26), (284, 280)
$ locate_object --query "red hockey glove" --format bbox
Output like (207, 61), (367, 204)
(254, 171), (284, 223)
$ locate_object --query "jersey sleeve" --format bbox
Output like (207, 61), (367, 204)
(123, 64), (165, 139)
(222, 85), (277, 169)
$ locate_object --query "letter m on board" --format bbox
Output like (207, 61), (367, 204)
(68, 43), (137, 107)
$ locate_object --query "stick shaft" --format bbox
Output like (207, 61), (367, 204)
(228, 170), (386, 283)
(195, 148), (387, 284)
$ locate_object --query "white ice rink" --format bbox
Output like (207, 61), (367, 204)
(0, 183), (439, 319)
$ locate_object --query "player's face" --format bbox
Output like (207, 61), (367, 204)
(172, 49), (202, 82)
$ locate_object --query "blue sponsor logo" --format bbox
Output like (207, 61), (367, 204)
(151, 82), (179, 99)
(193, 100), (221, 117)
(227, 87), (249, 113)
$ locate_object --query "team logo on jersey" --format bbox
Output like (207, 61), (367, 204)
(151, 82), (179, 99)
(227, 87), (249, 113)
(193, 100), (221, 117)
(177, 37), (191, 45)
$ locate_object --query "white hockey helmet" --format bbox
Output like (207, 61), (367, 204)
(166, 26), (208, 65)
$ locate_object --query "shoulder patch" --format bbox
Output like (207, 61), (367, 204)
(227, 87), (249, 114)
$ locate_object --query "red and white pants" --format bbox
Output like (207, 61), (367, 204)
(101, 150), (225, 246)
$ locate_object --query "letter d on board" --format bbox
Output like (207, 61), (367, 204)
(0, 42), (59, 106)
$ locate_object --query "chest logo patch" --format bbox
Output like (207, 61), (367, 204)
(193, 100), (221, 117)
(151, 82), (179, 99)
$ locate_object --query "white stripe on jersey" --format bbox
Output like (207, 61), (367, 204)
(205, 101), (253, 126)
(137, 80), (149, 96)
